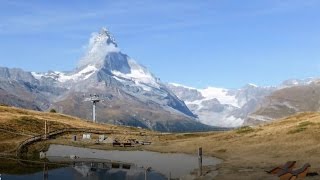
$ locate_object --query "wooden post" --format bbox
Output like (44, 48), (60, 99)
(145, 169), (147, 180)
(198, 147), (203, 176)
(144, 167), (151, 180)
(44, 120), (47, 139)
(43, 162), (48, 180)
(47, 122), (49, 136)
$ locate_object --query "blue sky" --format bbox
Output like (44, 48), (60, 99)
(1, 0), (320, 88)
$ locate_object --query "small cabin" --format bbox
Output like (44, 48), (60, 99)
(82, 133), (91, 140)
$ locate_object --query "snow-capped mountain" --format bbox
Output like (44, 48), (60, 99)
(280, 77), (316, 88)
(0, 28), (214, 132)
(2, 27), (319, 130)
(168, 77), (320, 127)
(31, 28), (162, 92)
(31, 65), (98, 83)
(167, 83), (275, 127)
(246, 78), (320, 125)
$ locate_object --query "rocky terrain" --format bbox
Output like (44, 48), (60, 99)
(167, 83), (275, 127)
(1, 28), (319, 129)
(0, 28), (213, 132)
(168, 78), (320, 127)
(246, 80), (320, 125)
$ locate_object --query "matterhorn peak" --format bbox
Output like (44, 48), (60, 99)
(78, 27), (120, 68)
(96, 27), (118, 47)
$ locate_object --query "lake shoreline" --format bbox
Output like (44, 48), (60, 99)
(45, 144), (222, 179)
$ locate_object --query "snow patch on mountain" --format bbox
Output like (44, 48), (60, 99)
(226, 116), (244, 127)
(167, 83), (275, 127)
(31, 72), (44, 80)
(59, 65), (98, 82)
(199, 87), (239, 108)
(32, 65), (98, 83)
(169, 83), (239, 108)
(194, 107), (244, 127)
(111, 59), (160, 90)
(185, 99), (203, 111)
(247, 83), (258, 88)
(169, 83), (197, 90)
(280, 77), (316, 88)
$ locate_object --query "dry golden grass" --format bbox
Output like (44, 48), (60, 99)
(144, 112), (320, 179)
(0, 105), (151, 154)
(2, 105), (320, 179)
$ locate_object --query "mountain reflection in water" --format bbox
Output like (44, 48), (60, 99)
(1, 161), (167, 180)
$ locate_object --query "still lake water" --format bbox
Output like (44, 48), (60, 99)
(0, 144), (222, 180)
(2, 163), (167, 180)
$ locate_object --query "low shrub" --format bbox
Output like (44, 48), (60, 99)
(236, 126), (254, 134)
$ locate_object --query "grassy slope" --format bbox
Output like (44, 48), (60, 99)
(2, 105), (320, 179)
(0, 105), (148, 154)
(147, 112), (320, 179)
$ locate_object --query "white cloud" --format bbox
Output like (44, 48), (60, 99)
(77, 31), (120, 68)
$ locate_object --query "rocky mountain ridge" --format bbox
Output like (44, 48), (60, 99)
(167, 77), (318, 127)
(1, 28), (319, 129)
(0, 28), (213, 132)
